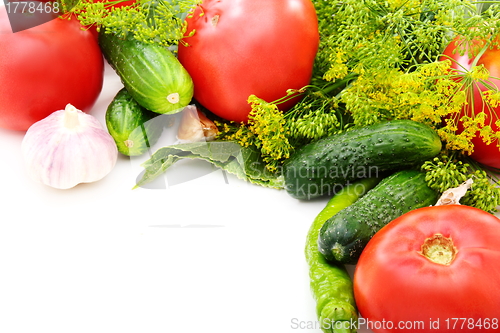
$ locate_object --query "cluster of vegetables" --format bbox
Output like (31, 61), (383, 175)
(0, 0), (208, 188)
(0, 1), (115, 189)
(290, 111), (500, 331)
(1, 0), (500, 331)
(307, 174), (500, 333)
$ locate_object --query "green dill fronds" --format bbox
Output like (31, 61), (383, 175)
(422, 153), (500, 213)
(313, 0), (455, 76)
(310, 0), (500, 156)
(67, 0), (201, 46)
(340, 61), (460, 126)
(286, 107), (342, 142)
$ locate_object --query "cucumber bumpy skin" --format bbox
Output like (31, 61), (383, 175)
(105, 88), (164, 156)
(98, 31), (194, 115)
(283, 120), (442, 200)
(318, 170), (439, 265)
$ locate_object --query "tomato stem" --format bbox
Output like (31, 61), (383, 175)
(419, 233), (458, 266)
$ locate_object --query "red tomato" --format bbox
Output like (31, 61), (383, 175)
(354, 205), (500, 333)
(177, 0), (319, 123)
(0, 5), (104, 131)
(441, 36), (500, 169)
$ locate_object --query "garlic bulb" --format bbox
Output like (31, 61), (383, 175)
(176, 105), (218, 143)
(21, 104), (118, 189)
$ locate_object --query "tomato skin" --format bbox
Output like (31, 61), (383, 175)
(0, 7), (104, 131)
(177, 0), (319, 123)
(354, 205), (500, 333)
(441, 37), (500, 169)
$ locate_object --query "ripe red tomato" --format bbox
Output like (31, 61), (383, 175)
(0, 5), (104, 131)
(354, 205), (500, 333)
(441, 36), (500, 169)
(177, 0), (319, 123)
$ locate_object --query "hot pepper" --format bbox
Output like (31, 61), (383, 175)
(305, 177), (380, 333)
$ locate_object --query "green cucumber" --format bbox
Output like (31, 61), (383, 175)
(98, 31), (194, 114)
(283, 120), (442, 200)
(318, 169), (439, 265)
(105, 88), (164, 156)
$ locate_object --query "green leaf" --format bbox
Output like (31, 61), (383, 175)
(134, 141), (285, 189)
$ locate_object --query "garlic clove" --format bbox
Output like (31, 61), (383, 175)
(199, 112), (219, 141)
(176, 105), (219, 143)
(21, 104), (118, 189)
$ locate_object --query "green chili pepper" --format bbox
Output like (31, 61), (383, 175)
(305, 177), (381, 333)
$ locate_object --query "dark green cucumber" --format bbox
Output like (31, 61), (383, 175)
(318, 169), (439, 265)
(106, 88), (164, 156)
(98, 30), (194, 114)
(283, 120), (442, 200)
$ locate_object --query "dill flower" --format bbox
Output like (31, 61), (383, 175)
(68, 0), (200, 47)
(469, 64), (491, 81)
(323, 50), (349, 81)
(484, 90), (500, 108)
(246, 95), (293, 172)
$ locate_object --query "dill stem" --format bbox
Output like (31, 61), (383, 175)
(321, 73), (359, 96)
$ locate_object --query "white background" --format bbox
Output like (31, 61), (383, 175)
(0, 3), (372, 333)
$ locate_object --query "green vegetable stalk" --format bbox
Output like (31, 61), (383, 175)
(305, 177), (380, 333)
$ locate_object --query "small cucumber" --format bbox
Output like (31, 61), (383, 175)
(98, 31), (194, 114)
(318, 169), (439, 265)
(105, 88), (164, 156)
(283, 120), (442, 200)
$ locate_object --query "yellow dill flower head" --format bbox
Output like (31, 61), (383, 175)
(479, 126), (495, 145)
(324, 50), (349, 81)
(420, 60), (452, 77)
(324, 63), (349, 81)
(435, 78), (460, 96)
(392, 71), (424, 93)
(439, 129), (474, 153)
(483, 90), (500, 108)
(414, 103), (436, 121)
(469, 65), (490, 81)
(247, 95), (294, 169)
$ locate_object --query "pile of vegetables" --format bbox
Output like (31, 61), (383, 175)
(2, 0), (500, 199)
(58, 0), (500, 210)
(2, 0), (500, 331)
(308, 178), (500, 333)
